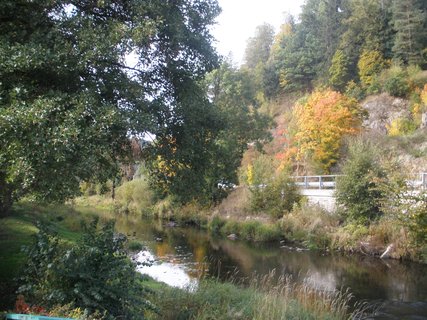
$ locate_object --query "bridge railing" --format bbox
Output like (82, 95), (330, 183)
(292, 175), (341, 190)
(293, 173), (427, 190)
(408, 172), (427, 190)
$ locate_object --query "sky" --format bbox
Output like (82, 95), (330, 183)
(211, 0), (305, 65)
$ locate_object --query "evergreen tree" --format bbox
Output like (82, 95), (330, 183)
(329, 49), (352, 91)
(243, 24), (275, 69)
(392, 0), (426, 65)
(337, 0), (393, 82)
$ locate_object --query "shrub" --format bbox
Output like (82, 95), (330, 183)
(345, 80), (366, 101)
(281, 204), (338, 249)
(208, 216), (226, 235)
(380, 65), (410, 97)
(18, 219), (153, 319)
(116, 178), (155, 215)
(250, 172), (301, 218)
(292, 89), (364, 172)
(381, 178), (427, 261)
(335, 139), (386, 223)
(128, 240), (144, 252)
(387, 117), (417, 136)
(80, 182), (97, 197)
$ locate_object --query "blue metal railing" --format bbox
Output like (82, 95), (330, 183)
(5, 314), (74, 320)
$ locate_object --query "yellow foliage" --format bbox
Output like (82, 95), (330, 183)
(387, 118), (416, 136)
(421, 84), (427, 107)
(358, 50), (387, 88)
(292, 89), (363, 172)
(247, 164), (254, 186)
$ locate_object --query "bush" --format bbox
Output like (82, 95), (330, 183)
(335, 139), (386, 223)
(128, 240), (144, 252)
(18, 219), (153, 319)
(80, 182), (97, 197)
(281, 204), (338, 249)
(208, 216), (226, 235)
(387, 117), (417, 136)
(345, 80), (366, 101)
(380, 65), (410, 97)
(250, 172), (301, 218)
(116, 178), (155, 215)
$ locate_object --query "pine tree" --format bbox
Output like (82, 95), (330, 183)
(392, 0), (426, 65)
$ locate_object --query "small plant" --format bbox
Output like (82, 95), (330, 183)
(208, 216), (226, 235)
(128, 240), (144, 252)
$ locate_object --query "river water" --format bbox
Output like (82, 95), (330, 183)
(114, 216), (427, 319)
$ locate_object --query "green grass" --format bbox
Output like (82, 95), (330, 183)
(145, 275), (358, 320)
(208, 216), (282, 242)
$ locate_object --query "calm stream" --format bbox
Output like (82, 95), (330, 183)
(114, 216), (427, 319)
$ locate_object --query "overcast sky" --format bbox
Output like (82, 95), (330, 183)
(211, 0), (305, 65)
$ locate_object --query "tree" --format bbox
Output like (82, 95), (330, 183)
(243, 24), (275, 69)
(392, 0), (426, 65)
(337, 0), (393, 82)
(358, 49), (387, 89)
(336, 139), (387, 223)
(292, 89), (364, 172)
(0, 0), (221, 215)
(148, 62), (271, 204)
(329, 49), (351, 91)
(276, 0), (345, 91)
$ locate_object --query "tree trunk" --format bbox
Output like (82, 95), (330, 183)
(0, 187), (13, 218)
(0, 172), (14, 217)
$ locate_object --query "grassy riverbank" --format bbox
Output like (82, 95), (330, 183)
(75, 193), (427, 263)
(144, 276), (362, 320)
(0, 201), (361, 319)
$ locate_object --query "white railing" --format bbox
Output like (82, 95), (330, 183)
(408, 172), (427, 190)
(292, 175), (341, 190)
(293, 173), (427, 190)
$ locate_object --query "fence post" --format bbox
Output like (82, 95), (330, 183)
(423, 173), (426, 189)
(319, 176), (323, 189)
(304, 176), (308, 188)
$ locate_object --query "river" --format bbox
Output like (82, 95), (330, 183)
(114, 216), (427, 319)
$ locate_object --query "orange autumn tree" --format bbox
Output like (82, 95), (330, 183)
(292, 89), (364, 173)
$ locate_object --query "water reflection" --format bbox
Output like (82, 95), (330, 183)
(134, 250), (197, 289)
(114, 216), (427, 312)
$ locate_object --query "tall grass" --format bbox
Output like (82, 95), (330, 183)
(146, 271), (366, 320)
(280, 204), (339, 249)
(208, 216), (282, 242)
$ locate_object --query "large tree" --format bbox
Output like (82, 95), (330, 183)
(392, 0), (426, 65)
(0, 0), (220, 215)
(243, 23), (275, 69)
(147, 62), (271, 204)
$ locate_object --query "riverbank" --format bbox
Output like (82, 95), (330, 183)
(0, 202), (360, 319)
(75, 194), (427, 264)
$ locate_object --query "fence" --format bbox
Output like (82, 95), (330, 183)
(293, 173), (427, 190)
